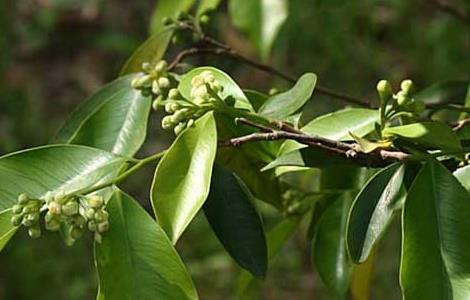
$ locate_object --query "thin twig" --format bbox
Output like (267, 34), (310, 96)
(432, 0), (470, 26)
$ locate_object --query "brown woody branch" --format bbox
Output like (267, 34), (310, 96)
(218, 118), (410, 168)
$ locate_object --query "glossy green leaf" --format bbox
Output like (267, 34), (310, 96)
(178, 66), (253, 111)
(228, 0), (288, 59)
(454, 165), (470, 191)
(196, 0), (221, 16)
(262, 147), (353, 171)
(347, 163), (405, 263)
(151, 112), (217, 244)
(401, 161), (470, 299)
(244, 89), (268, 112)
(279, 108), (379, 155)
(0, 145), (126, 211)
(313, 192), (353, 298)
(258, 73), (317, 119)
(235, 217), (300, 296)
(416, 80), (469, 106)
(149, 0), (195, 34)
(204, 165), (267, 278)
(95, 189), (197, 300)
(383, 121), (461, 151)
(55, 75), (151, 156)
(0, 209), (17, 251)
(120, 29), (173, 76)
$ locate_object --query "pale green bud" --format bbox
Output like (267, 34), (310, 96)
(74, 215), (87, 227)
(187, 119), (195, 128)
(48, 201), (61, 215)
(161, 115), (174, 129)
(152, 80), (160, 95)
(94, 210), (108, 223)
(158, 77), (170, 89)
(210, 81), (222, 93)
(94, 232), (102, 243)
(400, 79), (414, 95)
(28, 226), (41, 239)
(193, 97), (206, 105)
(45, 219), (61, 231)
(152, 96), (163, 111)
(11, 215), (23, 226)
(62, 201), (78, 216)
(199, 14), (210, 25)
(98, 221), (109, 233)
(131, 75), (152, 89)
(85, 208), (96, 219)
(142, 62), (152, 72)
(88, 195), (104, 209)
(191, 75), (204, 88)
(70, 227), (83, 240)
(173, 108), (189, 123)
(377, 80), (393, 103)
(22, 204), (36, 214)
(22, 216), (35, 227)
(154, 60), (168, 73)
(12, 204), (23, 214)
(395, 91), (408, 106)
(88, 220), (97, 232)
(191, 85), (208, 98)
(18, 193), (29, 204)
(168, 88), (180, 99)
(174, 122), (186, 136)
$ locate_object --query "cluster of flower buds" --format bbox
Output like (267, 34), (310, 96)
(11, 191), (109, 244)
(190, 70), (224, 105)
(132, 60), (172, 99)
(377, 79), (425, 115)
(161, 12), (211, 45)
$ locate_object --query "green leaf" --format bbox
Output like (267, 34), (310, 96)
(196, 0), (221, 16)
(454, 165), (470, 191)
(55, 75), (151, 156)
(0, 145), (126, 211)
(244, 89), (268, 112)
(235, 217), (300, 297)
(178, 66), (253, 111)
(258, 73), (317, 120)
(95, 189), (197, 300)
(228, 0), (288, 59)
(347, 163), (405, 263)
(262, 147), (353, 171)
(0, 209), (17, 252)
(313, 192), (353, 298)
(204, 165), (267, 278)
(151, 112), (217, 244)
(279, 108), (379, 155)
(383, 121), (462, 151)
(149, 0), (195, 34)
(120, 29), (173, 76)
(401, 161), (470, 299)
(416, 80), (469, 106)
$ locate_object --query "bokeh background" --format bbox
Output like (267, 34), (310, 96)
(0, 0), (469, 299)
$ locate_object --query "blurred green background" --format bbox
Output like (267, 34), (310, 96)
(0, 0), (469, 299)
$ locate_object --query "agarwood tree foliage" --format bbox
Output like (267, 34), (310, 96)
(2, 1), (470, 299)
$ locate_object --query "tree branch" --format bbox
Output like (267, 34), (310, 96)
(432, 0), (470, 26)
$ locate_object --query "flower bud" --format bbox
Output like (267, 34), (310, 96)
(48, 201), (61, 215)
(199, 14), (210, 25)
(187, 119), (195, 128)
(395, 91), (408, 106)
(85, 208), (96, 219)
(193, 97), (206, 105)
(201, 71), (215, 83)
(62, 201), (78, 216)
(152, 96), (163, 111)
(22, 217), (35, 227)
(94, 210), (108, 223)
(142, 62), (152, 72)
(18, 193), (29, 204)
(70, 227), (83, 240)
(11, 215), (23, 226)
(161, 115), (174, 129)
(377, 80), (393, 103)
(400, 79), (414, 96)
(158, 77), (170, 89)
(191, 85), (208, 98)
(28, 226), (41, 239)
(154, 60), (168, 73)
(173, 108), (189, 123)
(12, 204), (23, 214)
(88, 220), (97, 232)
(94, 232), (102, 243)
(98, 221), (109, 233)
(45, 219), (61, 231)
(191, 75), (204, 88)
(88, 195), (104, 209)
(168, 88), (180, 99)
(174, 122), (186, 136)
(152, 80), (160, 95)
(74, 215), (87, 227)
(131, 75), (152, 89)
